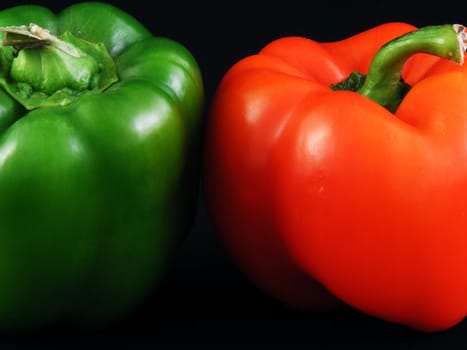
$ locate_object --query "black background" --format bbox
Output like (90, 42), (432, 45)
(1, 0), (467, 348)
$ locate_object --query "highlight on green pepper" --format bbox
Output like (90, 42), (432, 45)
(0, 2), (204, 330)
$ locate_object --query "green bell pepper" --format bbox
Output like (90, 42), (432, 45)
(0, 2), (204, 330)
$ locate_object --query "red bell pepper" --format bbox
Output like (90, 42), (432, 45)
(203, 22), (467, 332)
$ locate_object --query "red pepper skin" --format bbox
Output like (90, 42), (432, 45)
(203, 22), (467, 331)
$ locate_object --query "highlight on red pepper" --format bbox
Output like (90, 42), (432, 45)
(203, 22), (467, 332)
(0, 2), (204, 331)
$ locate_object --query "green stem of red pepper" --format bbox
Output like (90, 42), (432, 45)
(358, 24), (467, 112)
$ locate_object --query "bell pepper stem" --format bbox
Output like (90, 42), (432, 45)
(0, 24), (82, 57)
(0, 23), (118, 110)
(357, 24), (467, 112)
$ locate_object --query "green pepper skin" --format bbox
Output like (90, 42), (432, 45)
(0, 2), (204, 330)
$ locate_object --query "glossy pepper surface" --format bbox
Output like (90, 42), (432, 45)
(203, 22), (467, 332)
(0, 2), (203, 330)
